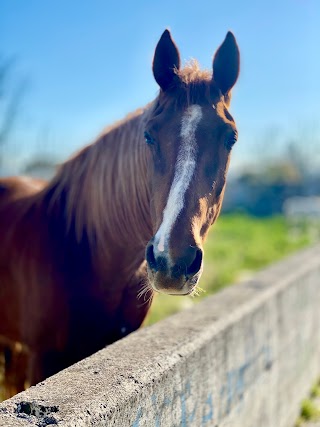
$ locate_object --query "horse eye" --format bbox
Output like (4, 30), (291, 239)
(144, 131), (155, 145)
(225, 132), (238, 151)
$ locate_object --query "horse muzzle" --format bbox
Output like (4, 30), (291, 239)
(145, 241), (203, 295)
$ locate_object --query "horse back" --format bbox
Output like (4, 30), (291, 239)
(0, 176), (46, 205)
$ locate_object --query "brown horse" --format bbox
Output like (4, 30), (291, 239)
(0, 29), (240, 398)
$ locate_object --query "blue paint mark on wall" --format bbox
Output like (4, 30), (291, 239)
(131, 342), (273, 426)
(202, 393), (214, 425)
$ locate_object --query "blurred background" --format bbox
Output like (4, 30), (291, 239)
(1, 0), (320, 324)
(0, 0), (320, 415)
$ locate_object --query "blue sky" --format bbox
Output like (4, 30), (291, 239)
(1, 0), (320, 171)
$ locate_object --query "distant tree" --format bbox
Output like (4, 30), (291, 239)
(226, 125), (320, 216)
(23, 157), (57, 180)
(0, 55), (26, 168)
(246, 124), (320, 177)
(285, 126), (320, 178)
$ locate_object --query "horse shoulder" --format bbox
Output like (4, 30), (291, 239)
(0, 177), (48, 263)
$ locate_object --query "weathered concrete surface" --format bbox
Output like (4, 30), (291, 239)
(301, 423), (320, 427)
(0, 244), (320, 427)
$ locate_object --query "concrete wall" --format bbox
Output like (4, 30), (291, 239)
(1, 244), (320, 427)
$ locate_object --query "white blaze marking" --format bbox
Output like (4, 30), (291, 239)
(154, 104), (202, 255)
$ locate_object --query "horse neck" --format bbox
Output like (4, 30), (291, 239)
(45, 105), (154, 264)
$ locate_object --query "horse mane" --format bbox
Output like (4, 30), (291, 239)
(40, 104), (155, 257)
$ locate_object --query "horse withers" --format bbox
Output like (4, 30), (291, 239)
(0, 29), (240, 397)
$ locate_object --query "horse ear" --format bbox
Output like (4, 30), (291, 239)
(153, 29), (181, 91)
(213, 31), (240, 99)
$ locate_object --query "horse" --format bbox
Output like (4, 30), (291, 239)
(0, 29), (240, 398)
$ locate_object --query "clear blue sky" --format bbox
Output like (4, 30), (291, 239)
(1, 0), (320, 170)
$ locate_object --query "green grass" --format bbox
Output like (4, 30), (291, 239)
(295, 379), (320, 426)
(311, 383), (320, 399)
(296, 382), (320, 426)
(145, 214), (317, 325)
(300, 399), (320, 420)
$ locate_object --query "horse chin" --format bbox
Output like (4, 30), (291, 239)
(147, 268), (202, 296)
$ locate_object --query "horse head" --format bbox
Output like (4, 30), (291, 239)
(145, 29), (240, 295)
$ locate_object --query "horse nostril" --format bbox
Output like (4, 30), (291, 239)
(146, 243), (157, 271)
(186, 248), (203, 277)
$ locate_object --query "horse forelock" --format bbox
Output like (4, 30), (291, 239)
(174, 60), (212, 84)
(161, 60), (221, 107)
